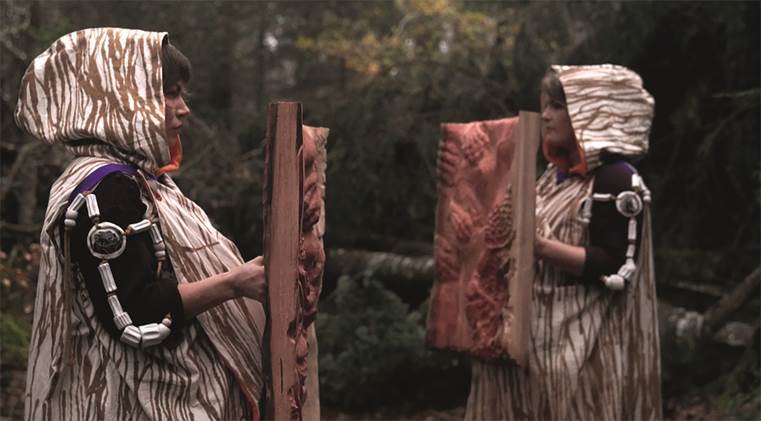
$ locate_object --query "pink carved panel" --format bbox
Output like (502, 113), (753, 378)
(426, 116), (526, 362)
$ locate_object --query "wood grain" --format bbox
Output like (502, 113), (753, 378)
(264, 102), (303, 420)
(504, 111), (539, 366)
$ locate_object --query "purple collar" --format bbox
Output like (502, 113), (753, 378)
(68, 163), (155, 202)
(556, 160), (636, 184)
(555, 169), (574, 184)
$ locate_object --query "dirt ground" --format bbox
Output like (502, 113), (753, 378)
(2, 365), (731, 421)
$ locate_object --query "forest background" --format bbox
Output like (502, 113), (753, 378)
(0, 1), (759, 419)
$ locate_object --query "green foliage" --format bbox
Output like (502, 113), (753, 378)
(661, 334), (760, 419)
(0, 243), (37, 375)
(715, 366), (760, 420)
(317, 273), (469, 412)
(0, 313), (30, 368)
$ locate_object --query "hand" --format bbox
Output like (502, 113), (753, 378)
(534, 234), (546, 258)
(229, 256), (267, 301)
(532, 236), (585, 276)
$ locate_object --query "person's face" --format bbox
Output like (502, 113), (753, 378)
(164, 82), (190, 144)
(540, 92), (576, 152)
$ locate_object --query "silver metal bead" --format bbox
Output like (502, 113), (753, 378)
(618, 259), (637, 280)
(113, 312), (133, 330)
(127, 219), (152, 234)
(603, 274), (625, 290)
(120, 325), (141, 347)
(578, 197), (593, 224)
(85, 194), (100, 221)
(64, 219), (77, 229)
(592, 193), (614, 202)
(156, 323), (171, 340)
(149, 224), (164, 244)
(154, 241), (165, 251)
(98, 262), (117, 293)
(628, 218), (638, 241)
(68, 193), (86, 212)
(139, 324), (163, 347)
(107, 294), (123, 315)
(155, 249), (166, 259)
(161, 317), (172, 327)
(631, 174), (642, 192)
(626, 244), (636, 259)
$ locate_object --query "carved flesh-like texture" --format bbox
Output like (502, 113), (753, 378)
(264, 102), (327, 421)
(292, 125), (328, 418)
(426, 117), (520, 361)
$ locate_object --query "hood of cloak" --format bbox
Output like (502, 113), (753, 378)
(547, 64), (655, 173)
(15, 27), (172, 174)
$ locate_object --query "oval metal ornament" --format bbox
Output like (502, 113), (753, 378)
(87, 222), (127, 260)
(615, 191), (643, 218)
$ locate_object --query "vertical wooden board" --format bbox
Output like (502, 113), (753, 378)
(504, 111), (539, 367)
(264, 102), (303, 420)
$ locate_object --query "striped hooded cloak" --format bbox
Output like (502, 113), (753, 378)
(16, 28), (265, 420)
(466, 65), (662, 420)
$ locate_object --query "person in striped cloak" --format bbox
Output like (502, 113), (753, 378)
(16, 28), (268, 420)
(466, 65), (662, 420)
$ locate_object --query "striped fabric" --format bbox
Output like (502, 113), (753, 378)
(17, 29), (265, 420)
(552, 64), (655, 171)
(466, 168), (662, 420)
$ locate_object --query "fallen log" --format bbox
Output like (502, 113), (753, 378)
(326, 248), (434, 283)
(324, 248), (758, 348)
(702, 266), (760, 335)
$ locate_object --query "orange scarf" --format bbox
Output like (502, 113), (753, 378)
(155, 135), (183, 176)
(542, 136), (588, 175)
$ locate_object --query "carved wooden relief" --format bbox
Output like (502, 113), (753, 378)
(264, 102), (328, 420)
(425, 113), (539, 365)
(299, 125), (327, 421)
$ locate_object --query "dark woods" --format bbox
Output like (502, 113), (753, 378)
(1, 1), (758, 419)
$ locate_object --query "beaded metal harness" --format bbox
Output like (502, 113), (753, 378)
(64, 191), (172, 348)
(577, 173), (652, 290)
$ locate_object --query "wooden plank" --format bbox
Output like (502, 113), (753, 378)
(425, 112), (538, 365)
(263, 111), (328, 420)
(504, 111), (539, 366)
(264, 102), (303, 421)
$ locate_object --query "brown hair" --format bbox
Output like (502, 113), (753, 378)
(540, 69), (566, 105)
(161, 41), (191, 93)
